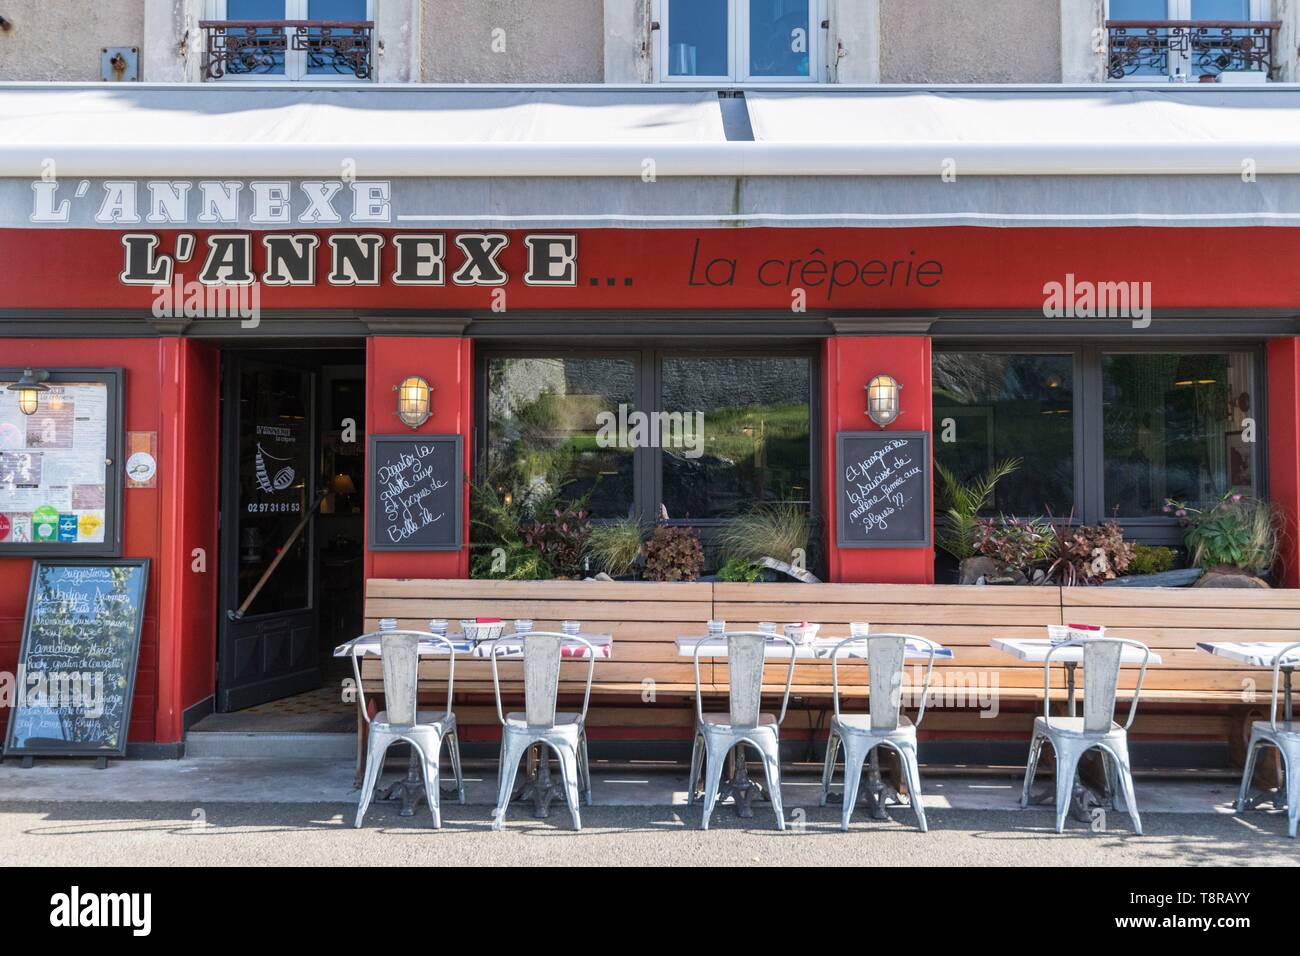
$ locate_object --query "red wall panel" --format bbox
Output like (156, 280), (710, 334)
(364, 337), (473, 581)
(822, 336), (934, 584)
(1267, 338), (1300, 589)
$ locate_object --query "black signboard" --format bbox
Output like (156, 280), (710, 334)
(367, 434), (463, 551)
(3, 558), (149, 759)
(835, 431), (931, 548)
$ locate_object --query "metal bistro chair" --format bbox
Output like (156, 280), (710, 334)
(1237, 640), (1300, 837)
(687, 631), (797, 831)
(490, 631), (596, 831)
(819, 632), (939, 831)
(352, 630), (466, 829)
(1020, 637), (1150, 835)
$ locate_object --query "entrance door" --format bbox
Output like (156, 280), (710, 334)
(217, 355), (321, 711)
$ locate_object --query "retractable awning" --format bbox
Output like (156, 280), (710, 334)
(1, 83), (1299, 228)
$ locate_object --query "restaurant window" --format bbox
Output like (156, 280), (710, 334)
(933, 353), (1074, 517)
(659, 0), (822, 82)
(933, 347), (1260, 541)
(481, 348), (815, 529)
(203, 0), (374, 82)
(1106, 0), (1276, 82)
(0, 369), (124, 556)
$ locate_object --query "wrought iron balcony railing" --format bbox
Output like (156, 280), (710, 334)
(1106, 20), (1280, 80)
(199, 20), (373, 81)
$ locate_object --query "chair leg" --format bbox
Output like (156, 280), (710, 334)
(447, 729), (466, 805)
(820, 731), (840, 808)
(410, 737), (441, 829)
(1281, 745), (1300, 839)
(1053, 741), (1085, 834)
(555, 743), (583, 831)
(1020, 731), (1044, 808)
(700, 737), (729, 831)
(894, 740), (927, 833)
(1105, 738), (1141, 836)
(354, 731), (390, 829)
(839, 737), (871, 832)
(1237, 731), (1264, 812)
(756, 733), (785, 831)
(687, 732), (704, 806)
(493, 733), (530, 831)
(578, 731), (593, 806)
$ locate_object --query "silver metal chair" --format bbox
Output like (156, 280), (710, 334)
(490, 631), (595, 831)
(1236, 640), (1300, 837)
(818, 632), (939, 831)
(687, 631), (797, 830)
(352, 630), (465, 829)
(1020, 637), (1149, 834)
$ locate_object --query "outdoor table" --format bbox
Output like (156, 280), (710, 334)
(1197, 641), (1300, 809)
(677, 634), (953, 820)
(334, 631), (613, 818)
(991, 637), (1162, 822)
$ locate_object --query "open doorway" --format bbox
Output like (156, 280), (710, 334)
(210, 346), (366, 723)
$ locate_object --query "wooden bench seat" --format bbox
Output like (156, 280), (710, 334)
(360, 578), (1300, 754)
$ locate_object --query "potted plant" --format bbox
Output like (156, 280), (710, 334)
(716, 502), (812, 581)
(935, 458), (1021, 583)
(1046, 519), (1133, 586)
(585, 518), (645, 579)
(1166, 493), (1281, 587)
(642, 525), (705, 582)
(970, 515), (1056, 584)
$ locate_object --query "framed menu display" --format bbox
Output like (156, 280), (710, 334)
(0, 369), (124, 556)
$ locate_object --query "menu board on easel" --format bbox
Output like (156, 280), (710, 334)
(0, 369), (123, 555)
(3, 558), (149, 761)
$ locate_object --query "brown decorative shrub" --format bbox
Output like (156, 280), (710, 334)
(642, 526), (704, 582)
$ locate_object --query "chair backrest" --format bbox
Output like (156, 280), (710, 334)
(348, 629), (455, 728)
(1044, 636), (1150, 732)
(693, 631), (796, 729)
(830, 632), (939, 730)
(1267, 641), (1300, 730)
(490, 631), (596, 728)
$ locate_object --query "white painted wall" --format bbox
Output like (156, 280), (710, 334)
(829, 0), (880, 83)
(1061, 0), (1106, 83)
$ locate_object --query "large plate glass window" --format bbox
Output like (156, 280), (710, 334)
(660, 0), (820, 82)
(1102, 352), (1254, 516)
(0, 369), (123, 556)
(660, 356), (811, 519)
(208, 0), (371, 81)
(486, 356), (637, 519)
(933, 353), (1075, 517)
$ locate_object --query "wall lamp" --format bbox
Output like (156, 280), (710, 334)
(865, 373), (901, 428)
(7, 367), (49, 416)
(394, 375), (433, 429)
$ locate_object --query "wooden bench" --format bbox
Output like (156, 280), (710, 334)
(359, 578), (1300, 755)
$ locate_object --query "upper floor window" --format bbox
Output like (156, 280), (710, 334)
(1107, 0), (1278, 81)
(658, 0), (822, 82)
(201, 0), (373, 82)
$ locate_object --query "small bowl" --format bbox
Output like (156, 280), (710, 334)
(561, 620), (581, 636)
(758, 622), (778, 635)
(784, 622), (820, 645)
(462, 622), (505, 644)
(514, 619), (534, 633)
(1047, 625), (1071, 645)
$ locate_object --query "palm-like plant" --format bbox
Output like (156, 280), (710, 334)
(934, 457), (1022, 560)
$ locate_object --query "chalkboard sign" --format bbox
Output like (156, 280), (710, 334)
(367, 435), (463, 551)
(835, 431), (931, 548)
(4, 558), (149, 759)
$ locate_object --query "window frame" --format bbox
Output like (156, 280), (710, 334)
(1105, 0), (1273, 83)
(0, 368), (125, 558)
(207, 0), (374, 84)
(932, 342), (1266, 546)
(475, 344), (821, 541)
(656, 0), (826, 84)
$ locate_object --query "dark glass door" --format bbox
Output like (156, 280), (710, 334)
(217, 355), (320, 711)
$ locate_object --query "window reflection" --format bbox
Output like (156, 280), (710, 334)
(1103, 353), (1254, 516)
(933, 354), (1075, 516)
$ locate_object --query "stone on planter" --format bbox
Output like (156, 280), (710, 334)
(1194, 568), (1270, 589)
(958, 556), (1000, 585)
(1102, 568), (1203, 588)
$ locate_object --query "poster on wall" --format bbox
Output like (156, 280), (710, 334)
(835, 431), (931, 548)
(3, 558), (149, 760)
(0, 370), (123, 555)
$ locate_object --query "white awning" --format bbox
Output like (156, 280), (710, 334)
(1, 84), (1299, 177)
